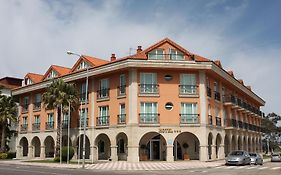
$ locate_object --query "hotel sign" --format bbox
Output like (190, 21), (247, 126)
(159, 128), (181, 133)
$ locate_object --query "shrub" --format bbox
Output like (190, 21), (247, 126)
(53, 156), (60, 162)
(61, 146), (74, 162)
(7, 152), (16, 159)
(0, 153), (8, 159)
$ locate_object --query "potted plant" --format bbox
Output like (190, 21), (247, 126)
(182, 143), (190, 160)
(140, 144), (148, 161)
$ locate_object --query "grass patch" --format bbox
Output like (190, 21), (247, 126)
(262, 154), (271, 159)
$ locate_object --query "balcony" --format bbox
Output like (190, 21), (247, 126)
(222, 95), (237, 105)
(139, 84), (159, 95)
(238, 121), (243, 129)
(20, 124), (28, 132)
(78, 118), (89, 127)
(207, 87), (212, 97)
(231, 119), (237, 128)
(97, 88), (110, 100)
(45, 121), (54, 130)
(79, 92), (89, 103)
(208, 115), (213, 125)
(180, 114), (199, 124)
(32, 123), (40, 131)
(33, 102), (41, 111)
(243, 123), (249, 130)
(139, 113), (159, 124)
(214, 91), (221, 101)
(117, 114), (126, 125)
(117, 85), (126, 96)
(22, 105), (29, 113)
(216, 117), (222, 126)
(179, 85), (198, 96)
(96, 116), (109, 126)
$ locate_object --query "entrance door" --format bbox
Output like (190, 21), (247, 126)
(150, 140), (160, 160)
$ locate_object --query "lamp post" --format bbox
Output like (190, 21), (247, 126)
(67, 51), (88, 169)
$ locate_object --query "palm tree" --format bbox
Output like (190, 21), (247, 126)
(43, 78), (79, 158)
(0, 95), (17, 152)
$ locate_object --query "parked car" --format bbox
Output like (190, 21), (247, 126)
(225, 150), (251, 165)
(271, 153), (281, 162)
(249, 152), (263, 165)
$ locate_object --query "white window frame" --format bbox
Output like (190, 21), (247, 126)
(169, 48), (184, 60)
(148, 49), (164, 59)
(140, 73), (157, 93)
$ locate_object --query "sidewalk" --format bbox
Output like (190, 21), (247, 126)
(0, 159), (226, 171)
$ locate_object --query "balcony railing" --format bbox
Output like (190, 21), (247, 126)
(96, 116), (109, 126)
(32, 123), (40, 131)
(22, 105), (29, 113)
(179, 85), (197, 95)
(45, 121), (54, 130)
(33, 102), (41, 111)
(216, 117), (221, 126)
(78, 118), (89, 127)
(207, 87), (212, 97)
(244, 123), (249, 130)
(117, 114), (126, 125)
(148, 53), (184, 60)
(97, 88), (110, 99)
(21, 124), (28, 132)
(214, 91), (221, 101)
(79, 92), (89, 102)
(238, 121), (243, 129)
(139, 113), (159, 124)
(231, 119), (237, 127)
(180, 114), (199, 124)
(222, 95), (237, 104)
(117, 85), (126, 96)
(208, 115), (213, 125)
(139, 84), (159, 94)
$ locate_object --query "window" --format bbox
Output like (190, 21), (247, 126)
(180, 74), (197, 94)
(34, 115), (40, 124)
(180, 103), (198, 123)
(165, 102), (173, 110)
(98, 79), (109, 98)
(97, 106), (109, 126)
(34, 94), (41, 110)
(77, 61), (89, 70)
(169, 48), (184, 60)
(140, 73), (158, 94)
(79, 108), (88, 127)
(214, 81), (221, 101)
(47, 113), (54, 123)
(25, 78), (33, 85)
(23, 96), (29, 112)
(47, 70), (58, 79)
(140, 102), (158, 123)
(63, 112), (70, 127)
(21, 116), (28, 131)
(148, 49), (164, 59)
(22, 116), (28, 125)
(118, 104), (126, 124)
(117, 139), (125, 154)
(118, 74), (126, 96)
(80, 83), (87, 102)
(208, 105), (212, 125)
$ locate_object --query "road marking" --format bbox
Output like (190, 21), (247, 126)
(271, 167), (281, 170)
(0, 167), (71, 175)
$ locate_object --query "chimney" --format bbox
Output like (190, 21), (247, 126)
(111, 53), (116, 61)
(137, 46), (142, 53)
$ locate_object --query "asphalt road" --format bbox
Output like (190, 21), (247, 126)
(0, 162), (280, 175)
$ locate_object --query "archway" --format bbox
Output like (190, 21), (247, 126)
(77, 134), (90, 159)
(224, 135), (230, 156)
(95, 134), (110, 160)
(44, 136), (55, 158)
(139, 132), (166, 161)
(237, 136), (242, 150)
(174, 132), (199, 160)
(215, 134), (222, 159)
(243, 136), (247, 151)
(231, 135), (236, 151)
(116, 132), (128, 161)
(19, 137), (28, 157)
(208, 133), (213, 159)
(248, 137), (251, 152)
(31, 136), (41, 157)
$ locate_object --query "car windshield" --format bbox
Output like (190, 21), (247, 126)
(249, 153), (257, 157)
(230, 151), (244, 156)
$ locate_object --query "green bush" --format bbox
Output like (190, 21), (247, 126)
(53, 156), (60, 162)
(0, 153), (8, 159)
(61, 146), (74, 162)
(7, 152), (16, 159)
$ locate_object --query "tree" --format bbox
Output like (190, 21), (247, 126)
(43, 78), (78, 157)
(0, 95), (17, 152)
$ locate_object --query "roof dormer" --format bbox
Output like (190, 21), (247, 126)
(47, 70), (58, 79)
(42, 65), (71, 80)
(71, 55), (109, 72)
(23, 73), (43, 86)
(24, 78), (33, 86)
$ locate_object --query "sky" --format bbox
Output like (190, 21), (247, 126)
(0, 0), (281, 115)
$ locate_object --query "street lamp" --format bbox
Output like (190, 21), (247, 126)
(67, 51), (89, 169)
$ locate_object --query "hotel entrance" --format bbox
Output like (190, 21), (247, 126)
(139, 132), (166, 161)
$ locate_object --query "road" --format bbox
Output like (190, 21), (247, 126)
(0, 162), (280, 175)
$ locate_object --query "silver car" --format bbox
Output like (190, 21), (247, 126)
(271, 153), (281, 162)
(225, 150), (251, 165)
(249, 152), (263, 165)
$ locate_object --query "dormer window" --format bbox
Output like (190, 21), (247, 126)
(169, 49), (184, 60)
(148, 49), (164, 60)
(24, 78), (33, 85)
(47, 70), (58, 79)
(77, 61), (89, 70)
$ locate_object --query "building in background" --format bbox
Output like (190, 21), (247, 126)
(0, 77), (22, 152)
(12, 38), (265, 162)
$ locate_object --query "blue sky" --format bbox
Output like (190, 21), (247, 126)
(0, 0), (281, 115)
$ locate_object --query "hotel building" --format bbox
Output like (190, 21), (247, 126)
(12, 38), (265, 162)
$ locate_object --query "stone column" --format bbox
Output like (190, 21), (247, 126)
(127, 145), (139, 162)
(40, 146), (45, 159)
(28, 146), (34, 159)
(219, 144), (225, 159)
(199, 71), (207, 125)
(91, 145), (98, 162)
(199, 145), (208, 161)
(73, 146), (78, 160)
(166, 145), (174, 162)
(211, 145), (216, 160)
(16, 146), (22, 159)
(110, 145), (118, 162)
(128, 69), (138, 124)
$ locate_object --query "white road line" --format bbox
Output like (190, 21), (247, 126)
(271, 167), (281, 170)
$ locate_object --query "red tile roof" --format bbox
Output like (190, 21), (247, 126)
(25, 73), (43, 83)
(42, 65), (71, 80)
(71, 55), (109, 72)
